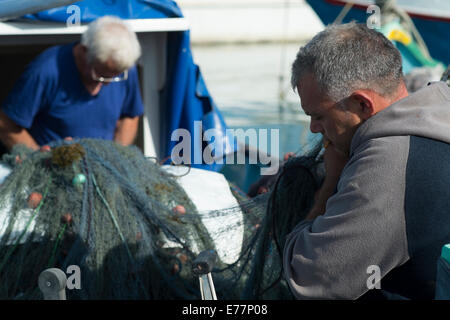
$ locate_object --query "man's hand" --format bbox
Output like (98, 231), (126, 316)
(114, 116), (139, 146)
(305, 141), (349, 220)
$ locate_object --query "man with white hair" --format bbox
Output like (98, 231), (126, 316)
(0, 16), (143, 150)
(284, 22), (450, 300)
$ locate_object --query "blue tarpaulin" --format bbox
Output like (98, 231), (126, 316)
(23, 0), (236, 171)
(22, 0), (182, 21)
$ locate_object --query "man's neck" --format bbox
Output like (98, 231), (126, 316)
(375, 82), (409, 114)
(390, 82), (409, 104)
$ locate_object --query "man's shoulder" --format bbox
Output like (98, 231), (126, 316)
(344, 135), (410, 185)
(351, 135), (409, 159)
(122, 65), (142, 93)
(351, 82), (450, 153)
(28, 43), (73, 76)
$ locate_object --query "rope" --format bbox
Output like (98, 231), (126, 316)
(47, 223), (67, 268)
(377, 0), (431, 58)
(277, 0), (291, 118)
(91, 172), (135, 264)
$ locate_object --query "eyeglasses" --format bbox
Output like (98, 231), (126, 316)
(91, 68), (128, 83)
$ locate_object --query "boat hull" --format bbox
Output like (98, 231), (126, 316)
(305, 0), (450, 66)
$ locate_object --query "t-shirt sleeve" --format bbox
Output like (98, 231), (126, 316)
(121, 65), (144, 118)
(1, 62), (49, 129)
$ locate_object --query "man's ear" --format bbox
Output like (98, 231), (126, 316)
(350, 90), (375, 120)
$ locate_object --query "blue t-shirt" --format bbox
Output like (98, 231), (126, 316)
(1, 43), (144, 145)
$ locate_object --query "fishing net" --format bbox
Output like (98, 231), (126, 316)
(0, 138), (323, 300)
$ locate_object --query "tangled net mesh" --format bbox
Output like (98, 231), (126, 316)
(0, 138), (323, 300)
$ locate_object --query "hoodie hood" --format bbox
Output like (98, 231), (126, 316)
(351, 81), (450, 155)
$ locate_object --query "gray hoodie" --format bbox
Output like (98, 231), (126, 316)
(283, 81), (450, 299)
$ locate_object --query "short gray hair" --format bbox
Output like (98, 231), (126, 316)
(81, 16), (141, 71)
(291, 22), (403, 101)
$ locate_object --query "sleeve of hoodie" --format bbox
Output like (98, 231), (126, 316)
(283, 136), (411, 299)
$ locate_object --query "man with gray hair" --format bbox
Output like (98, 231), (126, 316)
(284, 22), (450, 299)
(0, 16), (143, 150)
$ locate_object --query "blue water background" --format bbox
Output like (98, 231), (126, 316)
(191, 42), (321, 159)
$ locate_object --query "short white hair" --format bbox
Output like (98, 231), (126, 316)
(81, 16), (141, 71)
